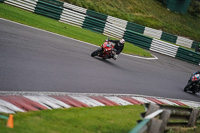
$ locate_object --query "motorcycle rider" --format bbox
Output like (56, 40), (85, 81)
(194, 71), (200, 74)
(108, 38), (125, 60)
(187, 71), (200, 83)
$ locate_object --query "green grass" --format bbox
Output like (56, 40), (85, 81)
(66, 0), (200, 42)
(0, 105), (199, 133)
(0, 105), (144, 133)
(0, 3), (152, 57)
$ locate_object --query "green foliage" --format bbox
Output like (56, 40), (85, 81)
(188, 0), (200, 17)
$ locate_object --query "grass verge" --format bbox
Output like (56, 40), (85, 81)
(0, 3), (152, 57)
(0, 105), (199, 133)
(0, 105), (144, 133)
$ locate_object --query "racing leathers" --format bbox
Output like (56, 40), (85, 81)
(109, 40), (124, 59)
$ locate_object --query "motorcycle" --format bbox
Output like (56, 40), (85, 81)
(184, 74), (200, 94)
(91, 37), (115, 60)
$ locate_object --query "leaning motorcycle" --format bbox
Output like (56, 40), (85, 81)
(91, 37), (115, 60)
(184, 74), (200, 94)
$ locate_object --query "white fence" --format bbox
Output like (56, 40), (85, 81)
(176, 36), (193, 48)
(150, 38), (179, 57)
(5, 0), (37, 12)
(63, 2), (87, 14)
(144, 27), (162, 39)
(103, 22), (125, 39)
(60, 8), (86, 27)
(106, 16), (128, 29)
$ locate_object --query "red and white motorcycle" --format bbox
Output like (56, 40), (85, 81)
(91, 37), (116, 60)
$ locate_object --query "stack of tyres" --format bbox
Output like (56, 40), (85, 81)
(176, 47), (200, 65)
(123, 29), (153, 50)
(82, 10), (108, 33)
(34, 0), (64, 20)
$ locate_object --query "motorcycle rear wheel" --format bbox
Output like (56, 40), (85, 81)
(192, 90), (197, 94)
(91, 48), (102, 57)
(192, 85), (199, 94)
(184, 83), (192, 92)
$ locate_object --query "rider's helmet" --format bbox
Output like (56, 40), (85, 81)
(120, 38), (125, 44)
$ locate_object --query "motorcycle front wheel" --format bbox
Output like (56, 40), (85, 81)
(91, 48), (102, 57)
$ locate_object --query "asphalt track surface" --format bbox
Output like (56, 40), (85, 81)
(0, 19), (200, 102)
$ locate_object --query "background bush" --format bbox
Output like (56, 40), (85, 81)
(188, 0), (200, 17)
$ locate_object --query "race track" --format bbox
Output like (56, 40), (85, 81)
(0, 19), (199, 102)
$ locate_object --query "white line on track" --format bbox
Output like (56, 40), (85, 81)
(0, 18), (158, 60)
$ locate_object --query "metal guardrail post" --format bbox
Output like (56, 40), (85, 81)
(143, 103), (160, 117)
(188, 108), (200, 127)
(130, 103), (200, 133)
(148, 118), (162, 133)
(159, 110), (171, 133)
(129, 103), (164, 133)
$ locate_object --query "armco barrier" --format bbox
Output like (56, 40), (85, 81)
(176, 47), (200, 65)
(34, 0), (63, 20)
(60, 8), (86, 27)
(82, 10), (107, 33)
(1, 0), (200, 65)
(159, 105), (200, 128)
(103, 16), (127, 39)
(62, 2), (87, 14)
(150, 38), (179, 58)
(123, 30), (153, 50)
(4, 0), (37, 12)
(130, 103), (200, 133)
(106, 16), (128, 29)
(60, 3), (86, 27)
(161, 32), (178, 44)
(192, 41), (200, 49)
(103, 23), (125, 39)
(176, 36), (193, 48)
(86, 10), (108, 21)
(126, 21), (145, 34)
(144, 27), (162, 39)
(82, 15), (106, 33)
(130, 104), (170, 133)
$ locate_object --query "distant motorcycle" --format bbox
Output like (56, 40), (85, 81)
(91, 37), (115, 60)
(184, 74), (200, 94)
